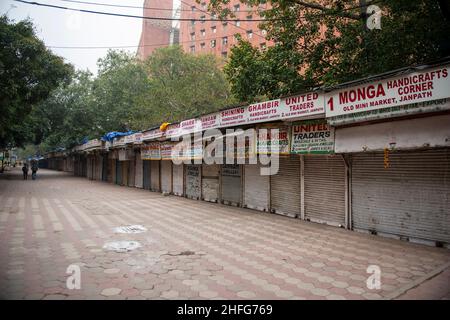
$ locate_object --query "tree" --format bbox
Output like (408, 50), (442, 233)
(0, 15), (73, 149)
(210, 0), (450, 102)
(130, 45), (236, 130)
(92, 50), (150, 132)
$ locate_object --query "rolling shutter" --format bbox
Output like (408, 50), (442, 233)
(185, 164), (201, 200)
(304, 155), (346, 227)
(121, 160), (129, 186)
(244, 164), (269, 212)
(161, 160), (172, 194)
(352, 149), (450, 245)
(202, 164), (220, 202)
(128, 156), (135, 187)
(143, 160), (151, 190)
(135, 151), (143, 188)
(102, 155), (108, 181)
(150, 160), (160, 192)
(270, 156), (300, 218)
(221, 164), (242, 206)
(115, 160), (122, 185)
(172, 163), (184, 196)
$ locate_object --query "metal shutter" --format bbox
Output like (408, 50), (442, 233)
(135, 151), (143, 188)
(244, 164), (270, 212)
(221, 164), (242, 206)
(202, 164), (220, 202)
(109, 159), (115, 183)
(115, 160), (122, 185)
(96, 155), (103, 181)
(128, 156), (135, 187)
(102, 155), (108, 181)
(352, 149), (450, 245)
(270, 156), (301, 218)
(161, 161), (172, 194)
(304, 155), (346, 227)
(143, 160), (151, 190)
(150, 160), (160, 192)
(121, 160), (129, 186)
(172, 163), (184, 196)
(185, 164), (201, 200)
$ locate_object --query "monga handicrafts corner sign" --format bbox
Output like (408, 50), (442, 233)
(290, 120), (335, 154)
(325, 65), (450, 118)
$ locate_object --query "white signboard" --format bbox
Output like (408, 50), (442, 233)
(247, 99), (282, 124)
(326, 66), (450, 117)
(220, 106), (247, 127)
(201, 113), (220, 130)
(279, 93), (324, 119)
(142, 128), (163, 141)
(291, 120), (335, 154)
(141, 143), (161, 160)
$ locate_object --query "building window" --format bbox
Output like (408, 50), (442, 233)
(200, 15), (206, 23)
(201, 2), (207, 10)
(211, 26), (217, 33)
(191, 20), (195, 26)
(246, 15), (252, 20)
(200, 29), (206, 37)
(247, 30), (253, 39)
(233, 34), (240, 42)
(222, 37), (228, 45)
(234, 4), (240, 12)
(190, 32), (195, 41)
(200, 42), (205, 49)
(235, 20), (241, 27)
(260, 42), (266, 50)
(262, 29), (267, 36)
(190, 45), (195, 53)
(221, 51), (228, 58)
(210, 40), (216, 48)
(191, 6), (195, 12)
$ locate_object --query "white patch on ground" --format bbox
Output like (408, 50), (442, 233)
(103, 241), (142, 252)
(113, 225), (147, 234)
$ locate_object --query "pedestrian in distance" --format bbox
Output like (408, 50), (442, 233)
(22, 164), (28, 180)
(31, 161), (38, 180)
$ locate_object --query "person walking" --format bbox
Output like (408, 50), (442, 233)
(31, 161), (38, 180)
(22, 163), (28, 180)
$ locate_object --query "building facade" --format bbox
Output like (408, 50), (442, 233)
(179, 0), (273, 59)
(137, 0), (176, 60)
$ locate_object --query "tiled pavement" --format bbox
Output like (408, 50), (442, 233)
(0, 168), (449, 300)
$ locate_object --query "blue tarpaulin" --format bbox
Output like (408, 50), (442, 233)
(101, 131), (135, 142)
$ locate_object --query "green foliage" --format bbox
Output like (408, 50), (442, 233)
(0, 15), (73, 149)
(215, 0), (450, 101)
(130, 45), (236, 130)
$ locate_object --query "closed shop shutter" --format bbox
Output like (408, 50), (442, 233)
(244, 164), (269, 212)
(221, 164), (242, 206)
(109, 159), (115, 183)
(202, 164), (220, 202)
(172, 163), (184, 196)
(161, 161), (172, 193)
(135, 151), (143, 188)
(96, 155), (103, 181)
(270, 156), (301, 218)
(128, 156), (135, 187)
(143, 160), (151, 190)
(150, 160), (160, 192)
(87, 157), (93, 180)
(352, 149), (450, 245)
(102, 155), (108, 181)
(115, 160), (122, 185)
(304, 155), (346, 227)
(122, 161), (129, 186)
(185, 164), (201, 200)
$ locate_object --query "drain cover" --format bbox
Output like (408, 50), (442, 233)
(113, 225), (147, 234)
(103, 241), (142, 252)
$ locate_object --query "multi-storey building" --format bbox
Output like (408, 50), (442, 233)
(137, 0), (176, 60)
(179, 0), (273, 59)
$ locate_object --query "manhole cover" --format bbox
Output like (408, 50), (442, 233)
(103, 241), (142, 252)
(113, 225), (147, 234)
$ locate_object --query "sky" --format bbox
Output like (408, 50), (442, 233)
(0, 0), (178, 74)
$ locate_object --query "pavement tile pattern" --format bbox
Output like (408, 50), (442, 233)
(0, 168), (449, 300)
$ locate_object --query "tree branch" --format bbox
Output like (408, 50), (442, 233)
(293, 0), (361, 20)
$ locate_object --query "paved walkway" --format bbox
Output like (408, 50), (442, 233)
(0, 168), (449, 300)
